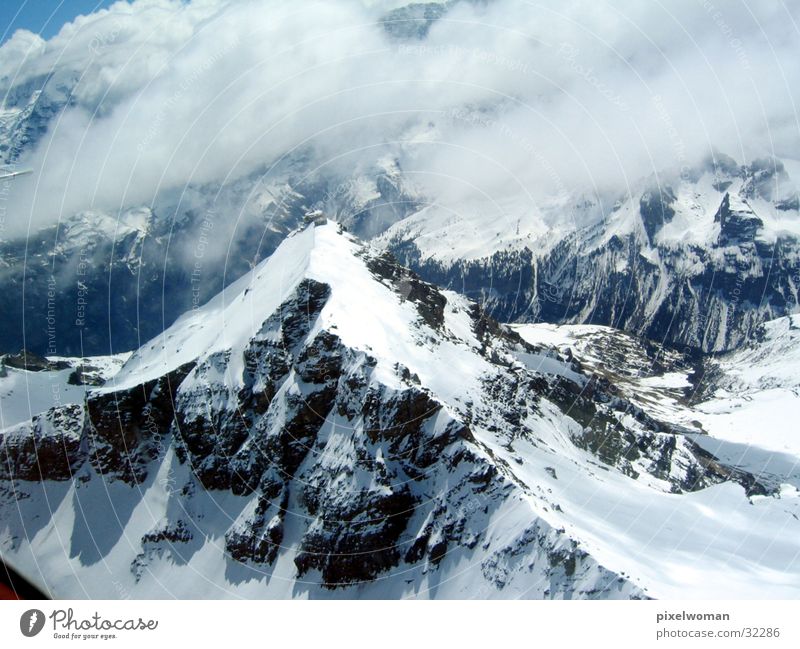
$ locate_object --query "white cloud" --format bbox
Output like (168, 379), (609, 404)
(1, 0), (798, 236)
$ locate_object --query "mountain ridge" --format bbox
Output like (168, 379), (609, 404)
(2, 221), (798, 599)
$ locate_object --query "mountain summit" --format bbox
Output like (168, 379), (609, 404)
(2, 221), (799, 598)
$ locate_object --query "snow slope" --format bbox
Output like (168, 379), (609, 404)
(692, 314), (800, 458)
(514, 319), (800, 490)
(0, 354), (127, 429)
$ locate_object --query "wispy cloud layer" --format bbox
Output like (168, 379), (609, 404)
(2, 0), (798, 235)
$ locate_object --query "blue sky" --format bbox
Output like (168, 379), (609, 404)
(1, 0), (118, 44)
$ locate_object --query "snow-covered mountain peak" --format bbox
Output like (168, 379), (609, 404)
(109, 222), (334, 388)
(59, 206), (154, 245)
(109, 220), (492, 403)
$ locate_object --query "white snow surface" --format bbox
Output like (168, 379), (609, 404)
(692, 314), (800, 457)
(0, 354), (128, 429)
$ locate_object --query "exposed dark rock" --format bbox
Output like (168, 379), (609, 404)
(87, 362), (195, 484)
(365, 252), (446, 329)
(67, 364), (108, 386)
(0, 404), (85, 481)
(715, 193), (763, 245)
(294, 487), (417, 586)
(141, 519), (193, 545)
(2, 350), (69, 372)
(639, 186), (676, 243)
(225, 496), (286, 566)
(381, 2), (451, 40)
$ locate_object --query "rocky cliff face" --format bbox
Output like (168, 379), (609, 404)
(0, 72), (76, 164)
(2, 223), (797, 599)
(385, 155), (800, 353)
